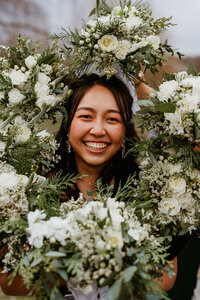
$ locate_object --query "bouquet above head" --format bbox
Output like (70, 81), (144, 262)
(51, 0), (179, 83)
(0, 36), (73, 175)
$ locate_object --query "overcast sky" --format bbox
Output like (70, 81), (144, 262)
(38, 0), (200, 57)
(150, 0), (200, 56)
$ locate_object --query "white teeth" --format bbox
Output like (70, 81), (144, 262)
(85, 142), (107, 149)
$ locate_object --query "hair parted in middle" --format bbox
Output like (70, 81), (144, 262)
(55, 73), (138, 197)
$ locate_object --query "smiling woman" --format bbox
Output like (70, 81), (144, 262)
(56, 73), (137, 200)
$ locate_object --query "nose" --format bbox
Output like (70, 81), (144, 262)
(90, 120), (106, 136)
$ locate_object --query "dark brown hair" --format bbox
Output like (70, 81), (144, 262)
(56, 73), (138, 197)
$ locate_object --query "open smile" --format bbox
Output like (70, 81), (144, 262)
(84, 141), (109, 151)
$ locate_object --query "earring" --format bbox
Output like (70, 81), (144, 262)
(121, 140), (125, 159)
(66, 134), (71, 153)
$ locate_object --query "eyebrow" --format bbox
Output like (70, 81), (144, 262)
(76, 107), (121, 114)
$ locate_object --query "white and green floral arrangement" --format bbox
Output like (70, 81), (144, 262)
(0, 36), (73, 175)
(15, 193), (170, 300)
(51, 0), (180, 82)
(128, 66), (200, 241)
(133, 65), (200, 168)
(0, 158), (78, 274)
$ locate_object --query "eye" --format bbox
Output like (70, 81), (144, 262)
(107, 117), (120, 123)
(79, 114), (92, 120)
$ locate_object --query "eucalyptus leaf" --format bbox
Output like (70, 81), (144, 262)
(122, 266), (137, 283)
(135, 100), (155, 107)
(45, 251), (66, 257)
(146, 291), (164, 300)
(114, 247), (123, 269)
(30, 258), (42, 267)
(194, 124), (200, 139)
(57, 268), (68, 282)
(106, 278), (122, 300)
(179, 224), (190, 235)
(187, 61), (197, 76)
(52, 290), (65, 300)
(156, 102), (176, 113)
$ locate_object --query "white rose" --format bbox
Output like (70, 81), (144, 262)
(114, 40), (132, 60)
(86, 20), (97, 29)
(179, 193), (194, 209)
(25, 55), (37, 69)
(98, 15), (110, 26)
(123, 15), (142, 31)
(8, 88), (25, 105)
(15, 124), (32, 143)
(35, 94), (62, 109)
(34, 81), (50, 98)
(8, 69), (28, 85)
(131, 40), (148, 53)
(37, 72), (50, 84)
(157, 80), (178, 102)
(145, 35), (160, 50)
(42, 64), (53, 74)
(98, 35), (118, 52)
(107, 227), (124, 249)
(158, 197), (181, 216)
(168, 177), (186, 194)
(168, 163), (182, 175)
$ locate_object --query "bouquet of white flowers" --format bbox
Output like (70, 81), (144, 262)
(133, 68), (200, 169)
(0, 160), (78, 273)
(51, 0), (179, 82)
(15, 195), (170, 300)
(0, 36), (73, 175)
(129, 67), (200, 243)
(131, 155), (200, 237)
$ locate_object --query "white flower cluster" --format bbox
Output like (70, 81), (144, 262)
(82, 5), (160, 60)
(0, 162), (29, 221)
(139, 156), (200, 232)
(0, 116), (60, 174)
(151, 72), (200, 142)
(26, 197), (156, 285)
(67, 1), (171, 79)
(1, 53), (69, 112)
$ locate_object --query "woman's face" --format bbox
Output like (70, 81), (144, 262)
(69, 84), (125, 171)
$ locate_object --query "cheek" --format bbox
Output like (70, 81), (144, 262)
(69, 119), (88, 142)
(109, 125), (125, 143)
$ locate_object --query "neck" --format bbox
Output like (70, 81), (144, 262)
(75, 161), (104, 199)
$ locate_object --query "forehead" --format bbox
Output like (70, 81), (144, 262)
(77, 84), (120, 110)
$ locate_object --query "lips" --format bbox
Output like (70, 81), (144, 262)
(84, 142), (108, 150)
